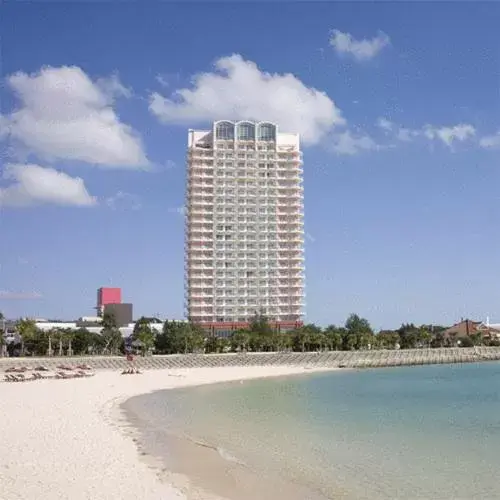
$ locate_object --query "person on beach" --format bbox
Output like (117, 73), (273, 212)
(126, 351), (136, 372)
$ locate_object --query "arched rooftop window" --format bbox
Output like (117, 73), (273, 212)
(236, 122), (255, 141)
(215, 121), (235, 140)
(257, 122), (276, 141)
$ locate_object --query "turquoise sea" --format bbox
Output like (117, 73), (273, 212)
(123, 362), (500, 499)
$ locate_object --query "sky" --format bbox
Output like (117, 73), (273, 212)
(1, 2), (500, 329)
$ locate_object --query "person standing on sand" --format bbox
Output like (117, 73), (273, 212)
(126, 351), (136, 372)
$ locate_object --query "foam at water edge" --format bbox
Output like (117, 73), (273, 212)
(216, 446), (246, 466)
(187, 435), (247, 467)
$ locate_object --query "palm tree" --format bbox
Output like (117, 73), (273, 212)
(46, 328), (56, 356)
(0, 312), (5, 357)
(133, 317), (155, 356)
(101, 311), (123, 355)
(65, 330), (75, 356)
(17, 318), (38, 356)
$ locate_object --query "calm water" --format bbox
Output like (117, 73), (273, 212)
(124, 363), (500, 499)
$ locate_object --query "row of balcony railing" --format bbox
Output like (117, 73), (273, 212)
(188, 245), (304, 252)
(187, 217), (304, 225)
(188, 265), (305, 272)
(188, 226), (304, 234)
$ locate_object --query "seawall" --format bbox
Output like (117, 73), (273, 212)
(1, 346), (500, 371)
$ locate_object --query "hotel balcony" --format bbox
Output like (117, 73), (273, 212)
(188, 263), (215, 271)
(187, 281), (214, 288)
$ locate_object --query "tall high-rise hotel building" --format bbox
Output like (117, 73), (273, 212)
(185, 121), (305, 335)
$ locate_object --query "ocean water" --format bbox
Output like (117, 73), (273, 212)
(123, 363), (500, 499)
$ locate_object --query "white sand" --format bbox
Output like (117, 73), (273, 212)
(0, 365), (334, 500)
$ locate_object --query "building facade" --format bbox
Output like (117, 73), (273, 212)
(185, 120), (305, 334)
(103, 303), (133, 328)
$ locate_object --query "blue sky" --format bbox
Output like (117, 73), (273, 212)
(1, 2), (500, 329)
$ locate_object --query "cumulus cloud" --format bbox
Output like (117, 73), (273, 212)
(149, 54), (344, 145)
(0, 290), (42, 300)
(330, 130), (382, 155)
(330, 30), (390, 61)
(377, 118), (476, 148)
(0, 163), (96, 207)
(423, 124), (476, 147)
(0, 66), (149, 168)
(377, 117), (394, 132)
(479, 132), (500, 149)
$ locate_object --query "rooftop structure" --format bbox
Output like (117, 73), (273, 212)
(96, 287), (121, 316)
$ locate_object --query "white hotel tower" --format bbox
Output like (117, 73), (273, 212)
(185, 121), (305, 336)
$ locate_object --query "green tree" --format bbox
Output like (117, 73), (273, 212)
(230, 329), (251, 352)
(204, 336), (219, 354)
(65, 329), (75, 356)
(249, 312), (275, 351)
(53, 329), (65, 356)
(133, 317), (155, 356)
(418, 327), (432, 348)
(291, 327), (310, 352)
(72, 328), (105, 355)
(0, 311), (5, 357)
(344, 314), (374, 350)
(156, 320), (186, 354)
(205, 335), (230, 354)
(101, 311), (124, 355)
(275, 333), (292, 352)
(398, 323), (420, 349)
(324, 325), (343, 351)
(430, 332), (445, 348)
(459, 336), (474, 348)
(376, 330), (400, 349)
(45, 328), (55, 356)
(17, 318), (39, 356)
(182, 323), (205, 353)
(470, 332), (484, 346)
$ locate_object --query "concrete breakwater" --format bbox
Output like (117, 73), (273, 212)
(1, 347), (500, 371)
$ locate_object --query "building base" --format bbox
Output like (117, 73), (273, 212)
(197, 321), (303, 338)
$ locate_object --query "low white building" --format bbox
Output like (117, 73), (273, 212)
(34, 320), (169, 337)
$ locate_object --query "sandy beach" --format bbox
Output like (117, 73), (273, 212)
(0, 365), (334, 500)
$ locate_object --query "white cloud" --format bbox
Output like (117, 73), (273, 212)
(330, 130), (382, 155)
(149, 54), (344, 145)
(377, 118), (476, 148)
(96, 73), (132, 100)
(377, 117), (394, 132)
(105, 191), (141, 211)
(0, 66), (149, 168)
(479, 132), (500, 149)
(423, 124), (476, 147)
(0, 163), (96, 207)
(330, 30), (390, 61)
(155, 74), (169, 88)
(396, 128), (416, 142)
(0, 290), (42, 300)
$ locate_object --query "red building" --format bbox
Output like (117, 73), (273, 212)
(97, 287), (121, 315)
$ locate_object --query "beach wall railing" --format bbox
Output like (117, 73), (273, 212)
(1, 347), (500, 371)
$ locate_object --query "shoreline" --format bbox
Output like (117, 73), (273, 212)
(0, 365), (336, 500)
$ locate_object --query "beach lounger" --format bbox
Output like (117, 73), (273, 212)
(76, 364), (92, 370)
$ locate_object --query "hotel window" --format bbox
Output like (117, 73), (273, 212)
(216, 122), (235, 140)
(257, 123), (276, 141)
(237, 122), (255, 141)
